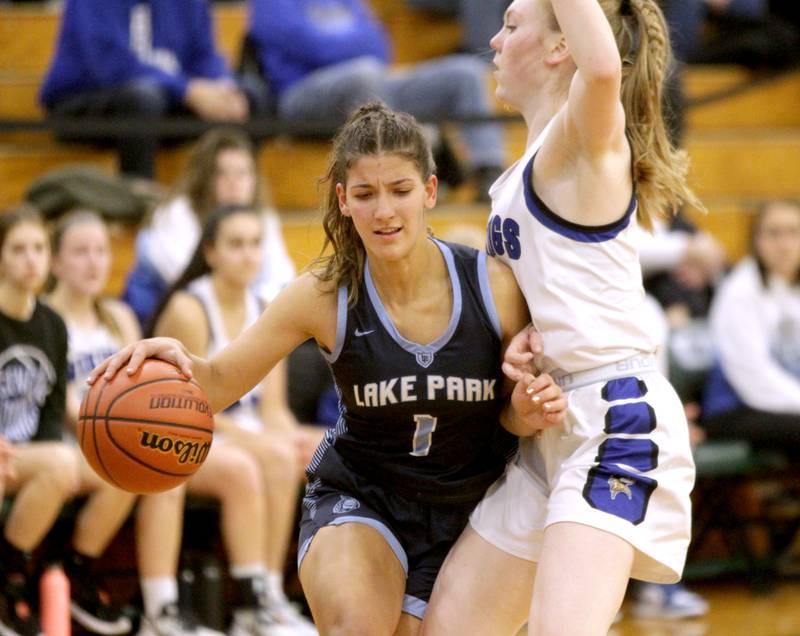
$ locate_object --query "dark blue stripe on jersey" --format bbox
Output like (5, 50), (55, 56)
(595, 438), (659, 472)
(322, 286), (348, 363)
(601, 377), (648, 402)
(477, 250), (502, 340)
(523, 152), (636, 243)
(604, 401), (656, 435)
(365, 238), (461, 359)
(582, 465), (657, 525)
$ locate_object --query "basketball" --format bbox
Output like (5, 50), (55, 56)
(77, 358), (214, 494)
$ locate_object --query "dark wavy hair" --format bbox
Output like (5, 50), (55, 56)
(146, 203), (261, 336)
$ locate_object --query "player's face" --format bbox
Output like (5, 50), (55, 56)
(206, 212), (263, 288)
(490, 0), (560, 109)
(0, 222), (49, 294)
(52, 220), (111, 298)
(337, 153), (437, 262)
(755, 203), (800, 280)
(213, 148), (257, 206)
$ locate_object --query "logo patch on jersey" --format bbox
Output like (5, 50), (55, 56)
(415, 352), (434, 368)
(332, 495), (360, 514)
(354, 328), (375, 337)
(608, 476), (634, 501)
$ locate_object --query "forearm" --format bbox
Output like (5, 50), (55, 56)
(551, 0), (620, 79)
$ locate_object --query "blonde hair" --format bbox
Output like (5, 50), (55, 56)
(311, 102), (436, 304)
(550, 0), (702, 230)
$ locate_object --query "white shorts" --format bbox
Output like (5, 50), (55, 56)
(470, 359), (695, 583)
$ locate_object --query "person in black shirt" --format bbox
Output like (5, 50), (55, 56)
(0, 206), (136, 636)
(88, 102), (567, 636)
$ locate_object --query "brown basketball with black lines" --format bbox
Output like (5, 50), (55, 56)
(77, 359), (214, 494)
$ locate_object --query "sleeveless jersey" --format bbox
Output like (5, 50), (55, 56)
(486, 120), (657, 375)
(67, 319), (120, 404)
(309, 239), (516, 504)
(187, 275), (264, 432)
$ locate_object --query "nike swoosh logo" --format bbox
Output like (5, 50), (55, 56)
(354, 329), (375, 337)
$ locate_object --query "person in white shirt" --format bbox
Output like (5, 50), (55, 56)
(422, 1), (700, 634)
(122, 128), (295, 329)
(703, 199), (800, 451)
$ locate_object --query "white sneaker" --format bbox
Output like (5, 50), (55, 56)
(137, 604), (225, 636)
(228, 609), (296, 636)
(631, 583), (709, 620)
(265, 593), (317, 636)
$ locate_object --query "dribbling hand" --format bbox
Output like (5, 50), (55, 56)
(86, 337), (193, 384)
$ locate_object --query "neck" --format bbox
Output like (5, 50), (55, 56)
(522, 86), (566, 147)
(0, 281), (36, 321)
(47, 286), (97, 326)
(367, 238), (444, 305)
(210, 274), (248, 309)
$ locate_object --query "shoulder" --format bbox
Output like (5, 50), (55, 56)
(36, 300), (67, 330)
(163, 290), (206, 321)
(485, 256), (529, 337)
(100, 298), (141, 343)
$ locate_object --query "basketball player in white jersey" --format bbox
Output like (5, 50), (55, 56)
(421, 1), (700, 635)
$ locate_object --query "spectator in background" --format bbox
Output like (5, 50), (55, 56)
(405, 0), (511, 56)
(703, 199), (800, 454)
(39, 0), (268, 180)
(44, 210), (218, 636)
(122, 128), (295, 330)
(247, 0), (507, 201)
(0, 206), (136, 636)
(150, 204), (318, 636)
(661, 0), (800, 68)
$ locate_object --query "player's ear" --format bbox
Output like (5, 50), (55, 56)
(545, 33), (570, 66)
(424, 174), (438, 210)
(336, 183), (350, 216)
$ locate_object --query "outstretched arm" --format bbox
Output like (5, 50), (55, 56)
(89, 273), (337, 414)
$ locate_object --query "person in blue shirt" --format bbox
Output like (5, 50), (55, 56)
(40, 0), (267, 179)
(247, 0), (507, 202)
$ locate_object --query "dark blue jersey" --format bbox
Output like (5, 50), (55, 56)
(308, 239), (517, 504)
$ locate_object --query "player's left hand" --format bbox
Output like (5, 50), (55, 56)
(502, 324), (545, 381)
(511, 372), (567, 433)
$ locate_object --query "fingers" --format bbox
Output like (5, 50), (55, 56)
(502, 361), (528, 382)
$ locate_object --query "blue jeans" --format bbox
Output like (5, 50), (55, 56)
(278, 55), (505, 171)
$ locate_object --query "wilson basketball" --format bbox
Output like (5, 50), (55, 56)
(77, 359), (214, 494)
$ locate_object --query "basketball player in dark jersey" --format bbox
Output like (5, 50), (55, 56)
(89, 102), (567, 636)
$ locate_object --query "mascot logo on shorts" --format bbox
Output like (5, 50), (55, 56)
(608, 476), (634, 501)
(332, 495), (360, 514)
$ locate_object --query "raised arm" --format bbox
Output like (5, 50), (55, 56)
(552, 0), (625, 154)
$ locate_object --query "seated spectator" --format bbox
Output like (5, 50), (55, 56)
(44, 210), (214, 636)
(123, 128), (295, 330)
(661, 0), (800, 68)
(0, 206), (136, 636)
(247, 0), (506, 200)
(703, 199), (800, 455)
(150, 204), (318, 636)
(39, 0), (269, 180)
(404, 0), (511, 56)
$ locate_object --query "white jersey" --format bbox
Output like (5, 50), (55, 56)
(67, 320), (120, 404)
(187, 276), (264, 432)
(487, 121), (657, 375)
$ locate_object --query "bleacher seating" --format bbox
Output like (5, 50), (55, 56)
(1, 2), (800, 291)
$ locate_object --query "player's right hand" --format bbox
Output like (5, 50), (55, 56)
(87, 337), (193, 384)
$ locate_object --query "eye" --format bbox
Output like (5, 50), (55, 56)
(354, 192), (373, 200)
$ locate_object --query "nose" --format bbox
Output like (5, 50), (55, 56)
(374, 191), (394, 221)
(490, 29), (502, 52)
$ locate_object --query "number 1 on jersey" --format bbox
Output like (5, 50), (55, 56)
(410, 414), (438, 457)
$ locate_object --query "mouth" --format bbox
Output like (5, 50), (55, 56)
(374, 227), (401, 236)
